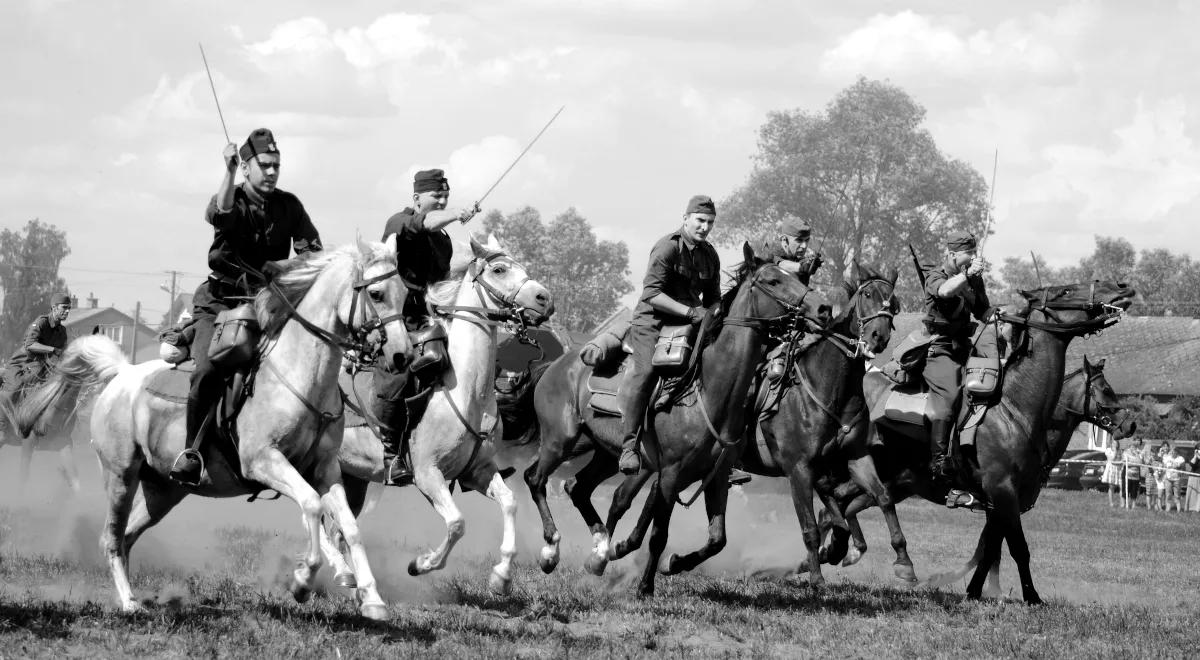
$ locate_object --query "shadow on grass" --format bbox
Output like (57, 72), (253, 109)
(691, 579), (968, 616)
(257, 601), (438, 644)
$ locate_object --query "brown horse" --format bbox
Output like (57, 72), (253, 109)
(813, 356), (1135, 588)
(599, 261), (902, 585)
(836, 280), (1134, 604)
(524, 244), (818, 596)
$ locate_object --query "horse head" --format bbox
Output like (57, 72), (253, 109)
(842, 259), (900, 355)
(466, 233), (554, 326)
(1016, 280), (1136, 332)
(351, 237), (414, 371)
(729, 242), (818, 325)
(1082, 356), (1136, 439)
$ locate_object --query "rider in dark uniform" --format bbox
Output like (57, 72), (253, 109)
(170, 128), (323, 485)
(758, 215), (824, 286)
(618, 195), (721, 475)
(375, 168), (480, 486)
(0, 294), (72, 430)
(922, 230), (990, 480)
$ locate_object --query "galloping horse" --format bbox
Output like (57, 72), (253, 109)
(1, 386), (88, 493)
(599, 261), (901, 584)
(525, 244), (817, 596)
(812, 356), (1135, 586)
(18, 242), (412, 619)
(845, 281), (1134, 603)
(322, 235), (552, 595)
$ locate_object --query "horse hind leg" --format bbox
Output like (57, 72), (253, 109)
(846, 456), (915, 583)
(323, 474), (371, 590)
(101, 463), (144, 613)
(524, 438), (571, 574)
(660, 475), (730, 576)
(409, 465), (466, 576)
(243, 448), (326, 604)
(605, 470), (656, 564)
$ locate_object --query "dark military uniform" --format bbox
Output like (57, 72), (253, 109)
(184, 183), (322, 464)
(2, 314), (68, 392)
(758, 240), (821, 286)
(618, 229), (720, 463)
(922, 261), (992, 473)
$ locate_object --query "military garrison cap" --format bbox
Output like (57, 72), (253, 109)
(239, 128), (279, 162)
(414, 169), (450, 193)
(946, 231), (977, 251)
(684, 195), (716, 216)
(781, 215), (812, 238)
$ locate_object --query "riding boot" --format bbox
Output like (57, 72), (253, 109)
(170, 398), (208, 486)
(618, 435), (641, 475)
(928, 419), (954, 480)
(728, 464), (752, 486)
(384, 432), (414, 487)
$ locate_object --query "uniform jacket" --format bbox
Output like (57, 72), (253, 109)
(632, 230), (720, 328)
(205, 184), (323, 290)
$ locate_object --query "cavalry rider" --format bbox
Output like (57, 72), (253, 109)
(759, 215), (824, 285)
(0, 293), (72, 428)
(923, 230), (992, 480)
(618, 195), (721, 475)
(170, 128), (324, 485)
(375, 168), (480, 486)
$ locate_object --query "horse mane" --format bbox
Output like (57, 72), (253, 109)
(426, 242), (476, 308)
(700, 258), (758, 347)
(254, 243), (393, 337)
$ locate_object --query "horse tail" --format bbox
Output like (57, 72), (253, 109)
(497, 361), (551, 445)
(17, 335), (129, 438)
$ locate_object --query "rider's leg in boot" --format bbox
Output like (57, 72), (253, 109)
(928, 418), (953, 479)
(374, 363), (413, 487)
(170, 318), (217, 485)
(617, 325), (658, 475)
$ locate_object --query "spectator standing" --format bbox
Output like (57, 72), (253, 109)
(1149, 445), (1168, 512)
(1100, 436), (1123, 508)
(1184, 445), (1200, 513)
(1163, 442), (1185, 513)
(1122, 438), (1145, 509)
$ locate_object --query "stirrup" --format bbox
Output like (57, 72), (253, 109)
(384, 455), (414, 487)
(728, 469), (752, 486)
(169, 449), (204, 485)
(945, 489), (985, 511)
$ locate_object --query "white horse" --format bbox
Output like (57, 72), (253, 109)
(323, 234), (553, 595)
(1, 388), (88, 493)
(18, 242), (412, 619)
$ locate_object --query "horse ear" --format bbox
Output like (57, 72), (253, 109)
(742, 241), (756, 264)
(887, 266), (899, 285)
(1018, 289), (1038, 302)
(381, 233), (398, 258)
(1094, 357), (1106, 369)
(469, 233), (488, 259)
(485, 233), (503, 251)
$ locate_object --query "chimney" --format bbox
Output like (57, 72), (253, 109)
(87, 292), (98, 309)
(70, 295), (79, 308)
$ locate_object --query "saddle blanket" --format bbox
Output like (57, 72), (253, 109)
(143, 362), (195, 404)
(587, 360), (628, 416)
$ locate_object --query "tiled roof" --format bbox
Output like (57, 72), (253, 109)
(875, 313), (1200, 397)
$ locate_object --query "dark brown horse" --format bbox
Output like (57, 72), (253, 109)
(524, 243), (817, 596)
(598, 261), (903, 585)
(831, 281), (1134, 603)
(813, 356), (1135, 588)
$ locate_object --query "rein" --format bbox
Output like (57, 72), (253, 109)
(998, 283), (1125, 337)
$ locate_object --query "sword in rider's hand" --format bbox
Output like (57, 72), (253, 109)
(198, 42), (232, 144)
(467, 105), (566, 217)
(976, 148), (999, 272)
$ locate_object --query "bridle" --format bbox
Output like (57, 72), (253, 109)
(1058, 363), (1126, 432)
(999, 282), (1126, 337)
(431, 251), (543, 343)
(722, 265), (820, 336)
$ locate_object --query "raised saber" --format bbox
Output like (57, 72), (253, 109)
(198, 42), (231, 143)
(978, 148), (998, 254)
(474, 105), (565, 208)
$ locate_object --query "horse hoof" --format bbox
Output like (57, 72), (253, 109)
(1025, 592), (1044, 606)
(334, 572), (357, 589)
(407, 559), (422, 577)
(360, 602), (389, 621)
(893, 564), (918, 583)
(120, 601), (145, 614)
(807, 573), (825, 587)
(841, 547), (863, 567)
(289, 577), (313, 603)
(658, 553), (679, 576)
(583, 554), (607, 576)
(488, 570), (512, 596)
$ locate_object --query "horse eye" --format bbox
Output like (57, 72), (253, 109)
(369, 289), (385, 302)
(492, 265), (507, 274)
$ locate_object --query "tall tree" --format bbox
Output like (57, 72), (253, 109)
(719, 77), (990, 292)
(484, 207), (633, 333)
(0, 219), (71, 356)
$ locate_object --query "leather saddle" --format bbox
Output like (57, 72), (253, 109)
(143, 362), (254, 473)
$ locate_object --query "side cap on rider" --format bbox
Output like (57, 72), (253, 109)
(946, 231), (977, 251)
(51, 293), (71, 307)
(684, 195), (716, 215)
(239, 128), (279, 162)
(780, 215), (811, 239)
(414, 169), (450, 193)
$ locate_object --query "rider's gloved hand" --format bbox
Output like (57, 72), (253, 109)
(807, 253), (824, 274)
(685, 306), (705, 324)
(261, 260), (286, 281)
(580, 342), (603, 366)
(223, 143), (239, 172)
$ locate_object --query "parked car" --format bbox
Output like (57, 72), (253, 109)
(1078, 455), (1111, 492)
(1047, 449), (1106, 490)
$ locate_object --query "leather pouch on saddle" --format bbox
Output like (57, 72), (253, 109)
(963, 356), (1001, 402)
(409, 323), (449, 380)
(882, 325), (934, 385)
(208, 304), (261, 370)
(651, 324), (696, 372)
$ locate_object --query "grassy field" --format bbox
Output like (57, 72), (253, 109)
(1, 462), (1198, 659)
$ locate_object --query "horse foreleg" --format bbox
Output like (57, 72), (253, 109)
(101, 464), (142, 613)
(999, 503), (1041, 604)
(787, 463), (826, 585)
(483, 471), (518, 595)
(312, 459), (387, 620)
(660, 476), (729, 575)
(966, 516), (1004, 600)
(409, 466), (464, 576)
(846, 456), (915, 583)
(243, 448), (325, 603)
(606, 470), (655, 563)
(19, 434), (34, 487)
(560, 450), (621, 575)
(524, 447), (567, 574)
(325, 474), (371, 589)
(123, 479), (188, 552)
(58, 443), (80, 493)
(639, 472), (678, 598)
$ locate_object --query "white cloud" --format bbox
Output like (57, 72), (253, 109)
(112, 153), (137, 167)
(246, 17), (336, 58)
(445, 135), (560, 204)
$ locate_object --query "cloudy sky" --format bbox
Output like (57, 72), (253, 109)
(3, 0), (1199, 320)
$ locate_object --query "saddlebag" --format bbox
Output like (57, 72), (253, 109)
(208, 304), (261, 369)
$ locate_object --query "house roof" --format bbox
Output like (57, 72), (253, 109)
(874, 312), (1200, 397)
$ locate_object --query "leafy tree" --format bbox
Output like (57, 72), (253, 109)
(719, 77), (990, 298)
(483, 207), (633, 333)
(0, 219), (70, 357)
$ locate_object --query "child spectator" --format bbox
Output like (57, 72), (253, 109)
(1149, 445), (1168, 512)
(1100, 436), (1123, 508)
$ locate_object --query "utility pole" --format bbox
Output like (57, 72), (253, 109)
(160, 270), (181, 327)
(131, 301), (141, 359)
